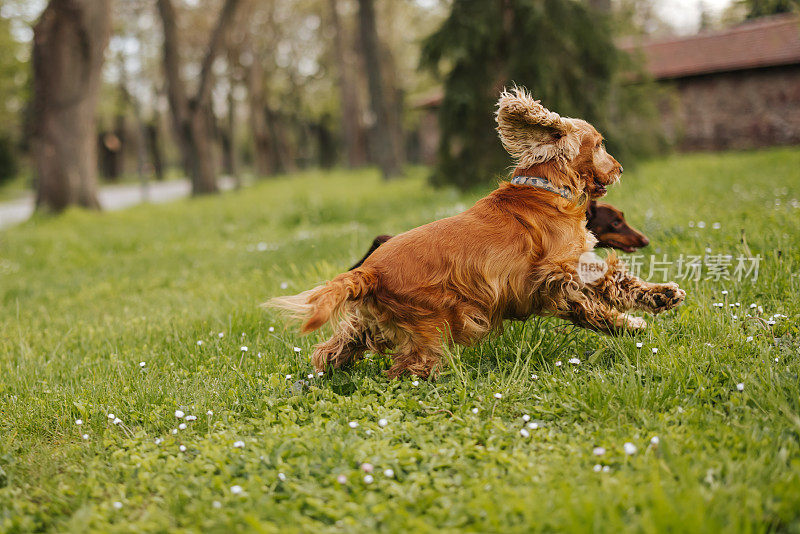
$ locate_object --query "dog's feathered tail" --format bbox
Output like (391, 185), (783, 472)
(266, 268), (377, 333)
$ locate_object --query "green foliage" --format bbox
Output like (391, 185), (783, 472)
(420, 0), (666, 189)
(1, 150), (800, 530)
(741, 0), (799, 18)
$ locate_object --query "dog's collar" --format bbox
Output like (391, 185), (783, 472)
(510, 175), (579, 202)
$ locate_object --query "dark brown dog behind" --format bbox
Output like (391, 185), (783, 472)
(350, 201), (649, 270)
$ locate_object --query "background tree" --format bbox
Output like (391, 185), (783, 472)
(356, 0), (403, 179)
(0, 14), (27, 185)
(156, 0), (241, 195)
(31, 0), (112, 211)
(421, 0), (663, 189)
(740, 0), (798, 18)
(328, 0), (366, 168)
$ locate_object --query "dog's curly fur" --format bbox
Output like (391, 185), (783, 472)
(268, 87), (685, 378)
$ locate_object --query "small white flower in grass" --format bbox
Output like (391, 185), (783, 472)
(712, 222), (721, 230)
(280, 282), (289, 290)
(361, 463), (374, 473)
(317, 371), (324, 378)
(348, 421), (359, 429)
(268, 326), (275, 333)
(746, 336), (753, 342)
(82, 434), (89, 440)
(113, 418), (122, 425)
(750, 303), (757, 309)
(528, 422), (539, 430)
(767, 320), (776, 326)
(363, 475), (374, 484)
(175, 410), (185, 419)
(107, 413), (115, 420)
(154, 438), (163, 445)
(172, 429), (178, 435)
(568, 357), (580, 365)
(337, 474), (347, 484)
(593, 464), (602, 472)
(735, 302), (741, 307)
(602, 465), (611, 473)
(383, 468), (394, 478)
(688, 221), (694, 228)
(522, 414), (530, 422)
(736, 383), (744, 392)
(697, 221), (706, 228)
(635, 342), (643, 349)
(493, 392), (502, 399)
(623, 442), (637, 455)
(531, 374), (538, 380)
(651, 348), (659, 354)
(112, 501), (123, 510)
(555, 361), (562, 367)
(285, 374), (292, 380)
(520, 428), (530, 438)
(308, 374), (314, 379)
(206, 410), (213, 416)
(179, 445), (186, 452)
(185, 415), (196, 421)
(412, 380), (420, 386)
(721, 290), (728, 296)
(365, 429), (373, 436)
(378, 418), (388, 427)
(212, 501), (222, 509)
(197, 340), (204, 346)
(178, 423), (187, 430)
(775, 357), (780, 363)
(293, 347), (302, 353)
(218, 332), (225, 338)
(278, 473), (287, 481)
(593, 447), (606, 456)
(650, 436), (660, 446)
(471, 407), (479, 414)
(230, 485), (243, 495)
(75, 419), (83, 425)
(240, 346), (248, 352)
(139, 361), (146, 368)
(233, 441), (245, 448)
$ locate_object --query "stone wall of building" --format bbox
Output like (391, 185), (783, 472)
(670, 65), (800, 151)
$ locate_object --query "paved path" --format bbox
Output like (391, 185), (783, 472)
(0, 177), (236, 230)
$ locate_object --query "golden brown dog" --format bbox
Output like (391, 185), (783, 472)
(269, 88), (685, 378)
(348, 200), (649, 270)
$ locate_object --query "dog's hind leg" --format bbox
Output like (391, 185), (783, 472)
(311, 315), (369, 372)
(387, 345), (443, 379)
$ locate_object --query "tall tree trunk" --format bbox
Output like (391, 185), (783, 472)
(329, 0), (366, 168)
(356, 0), (402, 179)
(246, 55), (275, 176)
(31, 0), (111, 212)
(156, 0), (241, 195)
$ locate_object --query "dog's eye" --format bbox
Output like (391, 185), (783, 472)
(612, 220), (622, 228)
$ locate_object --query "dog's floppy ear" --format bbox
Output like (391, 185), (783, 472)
(495, 86), (581, 167)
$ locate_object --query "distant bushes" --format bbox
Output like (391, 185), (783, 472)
(0, 134), (18, 185)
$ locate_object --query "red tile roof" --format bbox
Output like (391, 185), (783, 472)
(619, 14), (800, 79)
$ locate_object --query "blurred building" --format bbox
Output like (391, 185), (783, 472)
(621, 13), (800, 151)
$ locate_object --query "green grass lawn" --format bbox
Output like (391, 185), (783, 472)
(1, 148), (799, 532)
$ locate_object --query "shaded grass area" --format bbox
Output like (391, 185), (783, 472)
(1, 149), (799, 532)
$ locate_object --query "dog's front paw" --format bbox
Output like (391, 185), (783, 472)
(646, 282), (686, 314)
